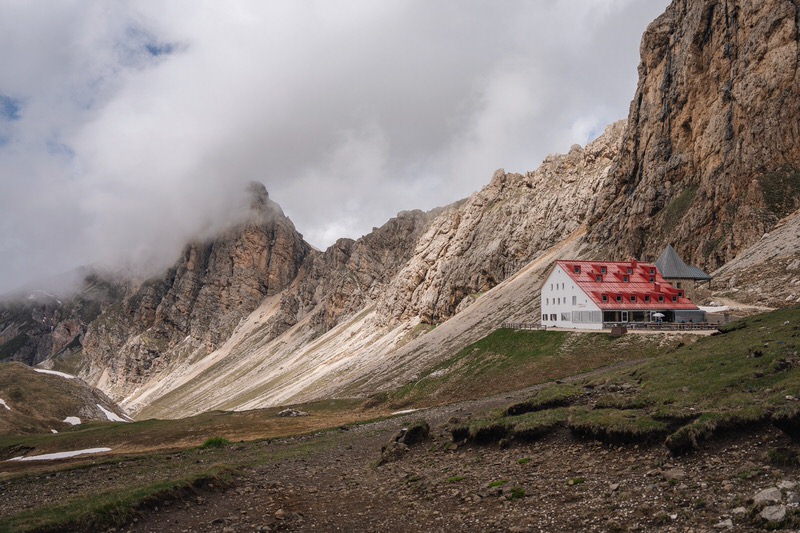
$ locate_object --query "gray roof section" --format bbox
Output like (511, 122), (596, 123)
(655, 244), (711, 280)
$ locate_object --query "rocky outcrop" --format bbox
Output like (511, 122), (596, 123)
(289, 209), (438, 334)
(590, 0), (800, 269)
(377, 122), (624, 325)
(712, 208), (800, 307)
(0, 272), (123, 366)
(81, 183), (312, 395)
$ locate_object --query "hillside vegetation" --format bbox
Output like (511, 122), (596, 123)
(385, 328), (696, 408)
(452, 307), (800, 453)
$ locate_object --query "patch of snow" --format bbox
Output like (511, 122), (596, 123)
(63, 416), (81, 425)
(34, 368), (76, 379)
(50, 429), (58, 434)
(698, 305), (731, 313)
(391, 409), (420, 415)
(0, 398), (10, 410)
(96, 404), (130, 423)
(7, 447), (111, 462)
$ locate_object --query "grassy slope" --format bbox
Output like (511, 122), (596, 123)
(0, 434), (335, 533)
(0, 363), (120, 434)
(0, 398), (369, 460)
(452, 306), (800, 453)
(386, 328), (695, 408)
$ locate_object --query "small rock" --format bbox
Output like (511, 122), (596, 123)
(778, 480), (796, 490)
(760, 504), (786, 523)
(378, 440), (409, 465)
(275, 509), (287, 520)
(753, 486), (782, 505)
(713, 518), (733, 529)
(731, 507), (747, 515)
(399, 420), (430, 445)
(662, 468), (686, 482)
(609, 483), (620, 492)
(277, 408), (309, 417)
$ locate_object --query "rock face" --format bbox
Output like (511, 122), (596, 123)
(712, 208), (800, 307)
(590, 0), (800, 269)
(76, 183), (435, 403)
(378, 122), (624, 325)
(81, 183), (312, 395)
(0, 273), (123, 366)
(288, 209), (438, 335)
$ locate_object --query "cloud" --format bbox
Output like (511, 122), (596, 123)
(0, 0), (669, 294)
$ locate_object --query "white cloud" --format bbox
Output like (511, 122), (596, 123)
(0, 0), (670, 294)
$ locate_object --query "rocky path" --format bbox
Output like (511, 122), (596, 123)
(114, 406), (800, 532)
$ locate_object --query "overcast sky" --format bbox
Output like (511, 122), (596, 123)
(0, 0), (670, 294)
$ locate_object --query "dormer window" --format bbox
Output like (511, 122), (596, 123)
(672, 295), (677, 302)
(644, 295), (650, 302)
(677, 291), (683, 298)
(615, 295), (622, 302)
(601, 294), (608, 302)
(626, 267), (632, 274)
(574, 266), (581, 274)
(658, 295), (664, 302)
(630, 295), (636, 302)
(650, 268), (655, 275)
(600, 266), (607, 274)
(596, 275), (602, 282)
(622, 275), (629, 283)
(649, 276), (655, 282)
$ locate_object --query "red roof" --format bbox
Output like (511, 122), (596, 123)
(556, 260), (699, 311)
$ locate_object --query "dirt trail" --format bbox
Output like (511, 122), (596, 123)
(119, 415), (799, 533)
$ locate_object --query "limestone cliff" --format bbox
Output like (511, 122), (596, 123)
(590, 0), (800, 268)
(81, 183), (311, 396)
(377, 121), (624, 325)
(0, 272), (123, 366)
(289, 209), (438, 334)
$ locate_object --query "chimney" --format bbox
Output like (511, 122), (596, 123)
(631, 258), (638, 270)
(654, 282), (660, 292)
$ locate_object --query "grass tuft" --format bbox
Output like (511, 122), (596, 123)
(199, 437), (231, 449)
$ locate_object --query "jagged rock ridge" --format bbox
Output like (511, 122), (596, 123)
(378, 122), (624, 325)
(81, 183), (312, 396)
